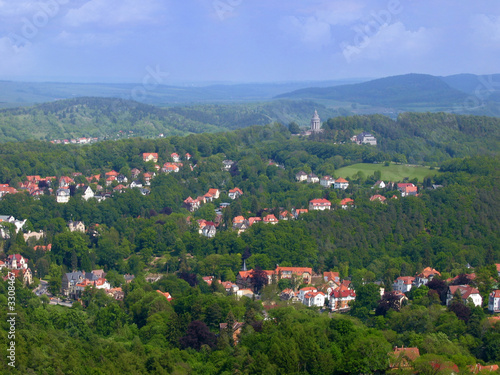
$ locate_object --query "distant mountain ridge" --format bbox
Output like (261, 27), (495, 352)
(276, 74), (468, 107)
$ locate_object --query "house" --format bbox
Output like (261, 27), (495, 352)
(228, 188), (243, 200)
(130, 180), (143, 189)
(295, 171), (308, 182)
(56, 188), (70, 203)
(370, 195), (386, 203)
(170, 153), (180, 162)
(24, 230), (44, 242)
(162, 163), (180, 173)
(6, 268), (32, 285)
(248, 217), (262, 226)
(330, 287), (356, 311)
(208, 189), (220, 199)
(340, 198), (354, 209)
(61, 271), (85, 297)
(389, 346), (420, 369)
(489, 290), (500, 313)
(68, 220), (85, 233)
(334, 178), (349, 190)
(220, 281), (239, 294)
(130, 168), (141, 179)
(323, 271), (340, 284)
(279, 210), (291, 220)
(117, 174), (128, 184)
(143, 153), (158, 163)
(355, 132), (377, 145)
(303, 291), (326, 307)
(233, 220), (249, 235)
(59, 176), (74, 188)
(235, 289), (254, 299)
(156, 290), (173, 301)
(185, 153), (191, 160)
(0, 216), (26, 233)
(81, 186), (95, 201)
(373, 180), (386, 189)
(184, 197), (200, 212)
(34, 244), (52, 252)
(263, 214), (278, 224)
(414, 267), (441, 288)
(320, 176), (335, 188)
(298, 286), (318, 302)
(222, 160), (234, 171)
(6, 254), (28, 270)
(143, 172), (154, 185)
(113, 184), (127, 193)
(276, 267), (313, 284)
(397, 183), (418, 197)
(293, 208), (308, 218)
(393, 276), (415, 293)
(309, 198), (331, 211)
(307, 173), (319, 184)
(280, 288), (296, 301)
(202, 222), (217, 238)
(446, 285), (482, 307)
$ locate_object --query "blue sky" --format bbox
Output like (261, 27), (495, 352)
(1, 0), (499, 83)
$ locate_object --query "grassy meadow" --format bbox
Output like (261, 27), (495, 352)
(335, 162), (440, 182)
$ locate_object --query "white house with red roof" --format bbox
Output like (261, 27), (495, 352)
(228, 188), (243, 200)
(143, 153), (158, 163)
(340, 198), (354, 209)
(330, 287), (356, 311)
(414, 267), (441, 288)
(397, 183), (418, 197)
(446, 285), (482, 307)
(309, 198), (331, 211)
(370, 194), (387, 203)
(293, 208), (308, 218)
(489, 290), (500, 313)
(156, 290), (173, 301)
(298, 286), (317, 302)
(276, 267), (313, 284)
(6, 254), (28, 270)
(171, 153), (180, 162)
(207, 189), (220, 199)
(303, 291), (326, 307)
(162, 163), (180, 173)
(393, 276), (415, 293)
(334, 178), (349, 190)
(202, 222), (217, 238)
(263, 214), (279, 224)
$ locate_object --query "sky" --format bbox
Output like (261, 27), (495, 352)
(0, 0), (499, 84)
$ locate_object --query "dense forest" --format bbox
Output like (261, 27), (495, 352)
(0, 117), (498, 373)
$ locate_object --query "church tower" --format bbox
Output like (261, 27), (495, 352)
(310, 110), (321, 132)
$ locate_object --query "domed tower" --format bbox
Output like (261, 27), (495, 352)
(310, 110), (321, 132)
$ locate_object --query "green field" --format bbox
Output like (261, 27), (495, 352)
(336, 163), (440, 182)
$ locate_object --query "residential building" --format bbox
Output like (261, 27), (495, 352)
(202, 222), (217, 238)
(320, 176), (335, 188)
(309, 198), (331, 211)
(68, 220), (85, 233)
(307, 173), (319, 183)
(222, 160), (234, 171)
(393, 276), (415, 293)
(446, 285), (482, 307)
(414, 267), (441, 288)
(370, 194), (386, 203)
(6, 254), (28, 270)
(263, 214), (278, 224)
(373, 180), (386, 189)
(81, 186), (95, 201)
(276, 267), (313, 284)
(334, 178), (349, 190)
(389, 347), (420, 369)
(489, 290), (500, 313)
(303, 291), (326, 307)
(143, 153), (158, 163)
(398, 183), (418, 197)
(355, 132), (377, 145)
(171, 153), (180, 162)
(340, 198), (354, 209)
(228, 188), (243, 200)
(298, 286), (318, 302)
(330, 287), (356, 311)
(56, 188), (70, 203)
(295, 171), (307, 182)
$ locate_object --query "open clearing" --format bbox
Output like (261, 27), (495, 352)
(335, 163), (440, 182)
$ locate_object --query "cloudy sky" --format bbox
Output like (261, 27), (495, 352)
(0, 0), (499, 83)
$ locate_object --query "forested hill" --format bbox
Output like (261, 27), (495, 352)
(0, 97), (340, 142)
(276, 74), (469, 108)
(318, 112), (500, 164)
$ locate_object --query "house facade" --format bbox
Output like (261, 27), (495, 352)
(309, 198), (331, 211)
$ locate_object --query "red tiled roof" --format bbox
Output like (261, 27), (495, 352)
(309, 198), (331, 205)
(335, 178), (348, 183)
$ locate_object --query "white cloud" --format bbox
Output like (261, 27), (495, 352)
(0, 36), (35, 75)
(63, 0), (164, 27)
(55, 30), (122, 47)
(281, 15), (333, 49)
(470, 14), (500, 48)
(340, 22), (434, 62)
